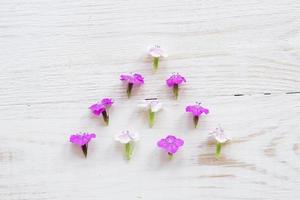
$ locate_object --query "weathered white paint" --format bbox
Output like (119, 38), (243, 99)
(0, 0), (300, 199)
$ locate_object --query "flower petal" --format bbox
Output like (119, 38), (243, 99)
(157, 139), (168, 148)
(175, 138), (184, 147)
(151, 102), (163, 112)
(166, 144), (178, 154)
(165, 135), (176, 143)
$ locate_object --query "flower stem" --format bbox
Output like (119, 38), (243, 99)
(173, 84), (179, 99)
(215, 142), (222, 159)
(127, 83), (133, 98)
(125, 142), (133, 160)
(101, 110), (109, 125)
(153, 57), (159, 70)
(193, 116), (199, 128)
(148, 111), (155, 128)
(168, 152), (173, 160)
(81, 144), (88, 158)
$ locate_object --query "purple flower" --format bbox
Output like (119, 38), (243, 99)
(186, 103), (209, 128)
(166, 73), (186, 87)
(157, 135), (184, 159)
(166, 73), (186, 99)
(186, 104), (209, 116)
(120, 73), (144, 85)
(69, 133), (96, 157)
(89, 103), (105, 116)
(120, 73), (144, 97)
(89, 98), (114, 125)
(101, 98), (114, 107)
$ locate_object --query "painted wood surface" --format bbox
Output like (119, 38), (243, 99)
(0, 0), (300, 199)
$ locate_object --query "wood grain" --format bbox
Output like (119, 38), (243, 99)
(0, 0), (300, 199)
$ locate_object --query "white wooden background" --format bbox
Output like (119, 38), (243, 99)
(0, 0), (300, 199)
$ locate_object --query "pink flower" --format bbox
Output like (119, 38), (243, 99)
(69, 133), (96, 157)
(166, 73), (186, 99)
(186, 103), (209, 128)
(166, 73), (186, 87)
(157, 135), (184, 159)
(186, 103), (209, 117)
(101, 98), (114, 107)
(70, 133), (96, 146)
(209, 126), (230, 159)
(89, 98), (114, 125)
(120, 73), (144, 97)
(89, 103), (105, 116)
(120, 73), (144, 85)
(148, 45), (167, 58)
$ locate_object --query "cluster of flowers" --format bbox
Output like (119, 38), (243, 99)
(69, 45), (230, 160)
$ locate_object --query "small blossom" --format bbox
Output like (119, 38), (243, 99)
(157, 135), (184, 159)
(138, 98), (163, 127)
(138, 98), (163, 113)
(89, 98), (114, 125)
(166, 73), (186, 87)
(186, 103), (209, 128)
(166, 73), (186, 99)
(115, 130), (140, 160)
(120, 73), (144, 97)
(148, 45), (167, 71)
(120, 73), (144, 85)
(115, 130), (140, 144)
(148, 45), (167, 58)
(89, 103), (105, 116)
(69, 133), (96, 157)
(209, 126), (230, 159)
(101, 98), (114, 107)
(209, 126), (230, 144)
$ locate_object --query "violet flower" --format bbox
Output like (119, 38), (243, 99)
(148, 45), (167, 71)
(186, 102), (209, 128)
(209, 126), (230, 159)
(138, 98), (163, 128)
(120, 73), (144, 98)
(115, 130), (140, 160)
(166, 73), (186, 99)
(89, 98), (114, 125)
(157, 135), (184, 160)
(69, 133), (96, 157)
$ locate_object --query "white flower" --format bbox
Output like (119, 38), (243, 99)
(138, 99), (163, 113)
(209, 126), (230, 144)
(115, 130), (140, 144)
(148, 45), (167, 58)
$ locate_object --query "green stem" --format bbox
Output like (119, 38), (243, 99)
(216, 142), (222, 159)
(127, 83), (133, 98)
(125, 142), (133, 160)
(149, 111), (155, 128)
(173, 84), (179, 99)
(153, 57), (159, 70)
(168, 153), (173, 160)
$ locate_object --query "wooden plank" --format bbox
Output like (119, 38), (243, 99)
(0, 94), (300, 199)
(0, 0), (300, 199)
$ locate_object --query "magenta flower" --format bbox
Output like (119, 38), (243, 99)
(89, 98), (114, 125)
(186, 103), (209, 128)
(166, 73), (186, 99)
(69, 133), (96, 157)
(157, 135), (184, 160)
(120, 73), (144, 97)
